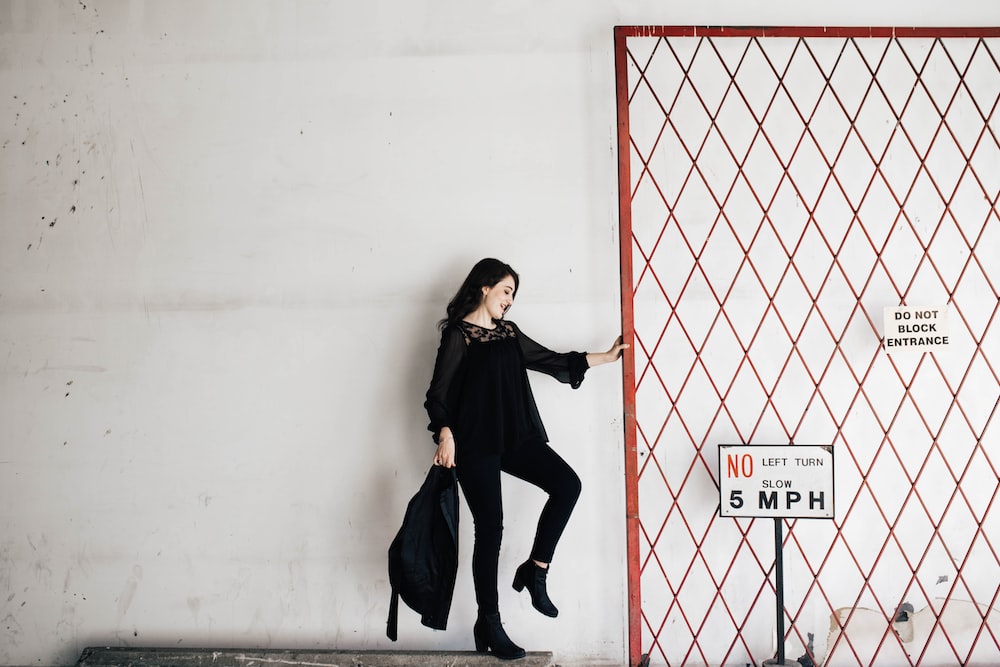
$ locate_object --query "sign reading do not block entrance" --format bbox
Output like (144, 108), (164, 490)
(883, 305), (950, 353)
(718, 444), (835, 519)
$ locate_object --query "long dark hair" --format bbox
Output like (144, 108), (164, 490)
(439, 258), (520, 330)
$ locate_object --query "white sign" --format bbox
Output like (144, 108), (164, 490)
(718, 445), (835, 519)
(883, 306), (950, 353)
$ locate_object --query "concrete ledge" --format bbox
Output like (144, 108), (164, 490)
(76, 647), (555, 667)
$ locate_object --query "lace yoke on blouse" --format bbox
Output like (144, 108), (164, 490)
(457, 319), (516, 344)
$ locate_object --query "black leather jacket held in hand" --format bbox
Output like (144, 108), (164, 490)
(387, 465), (459, 640)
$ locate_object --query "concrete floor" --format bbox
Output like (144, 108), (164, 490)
(73, 647), (558, 667)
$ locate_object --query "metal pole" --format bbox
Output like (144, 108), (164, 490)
(613, 26), (643, 667)
(774, 518), (785, 665)
(765, 517), (797, 666)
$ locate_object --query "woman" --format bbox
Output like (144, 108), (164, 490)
(424, 258), (626, 660)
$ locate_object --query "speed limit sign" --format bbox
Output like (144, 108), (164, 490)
(718, 444), (835, 519)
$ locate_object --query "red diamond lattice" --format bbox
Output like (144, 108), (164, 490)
(616, 27), (1000, 667)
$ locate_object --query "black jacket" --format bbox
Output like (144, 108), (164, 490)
(386, 465), (459, 640)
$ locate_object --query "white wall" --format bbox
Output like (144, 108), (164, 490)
(0, 2), (996, 666)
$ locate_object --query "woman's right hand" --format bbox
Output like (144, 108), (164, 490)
(433, 429), (456, 468)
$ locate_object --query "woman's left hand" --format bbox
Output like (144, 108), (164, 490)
(587, 336), (629, 368)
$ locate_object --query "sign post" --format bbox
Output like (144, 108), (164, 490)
(718, 444), (835, 666)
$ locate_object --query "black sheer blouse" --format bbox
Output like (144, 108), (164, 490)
(424, 320), (589, 462)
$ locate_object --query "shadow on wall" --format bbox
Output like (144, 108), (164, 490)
(824, 599), (1000, 666)
(365, 258), (469, 550)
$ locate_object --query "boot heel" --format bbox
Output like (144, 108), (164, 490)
(473, 618), (489, 653)
(512, 576), (525, 592)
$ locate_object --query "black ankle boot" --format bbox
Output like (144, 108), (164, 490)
(512, 559), (558, 617)
(473, 612), (526, 660)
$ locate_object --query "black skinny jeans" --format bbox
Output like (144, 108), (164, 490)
(456, 442), (582, 615)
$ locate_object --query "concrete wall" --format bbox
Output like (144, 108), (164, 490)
(0, 1), (995, 666)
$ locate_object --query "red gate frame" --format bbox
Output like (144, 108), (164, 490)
(614, 24), (1000, 667)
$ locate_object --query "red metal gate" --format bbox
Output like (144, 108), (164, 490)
(616, 26), (1000, 667)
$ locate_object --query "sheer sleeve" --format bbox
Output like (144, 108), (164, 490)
(510, 321), (589, 389)
(424, 325), (468, 441)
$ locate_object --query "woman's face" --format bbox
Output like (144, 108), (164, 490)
(481, 275), (516, 320)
